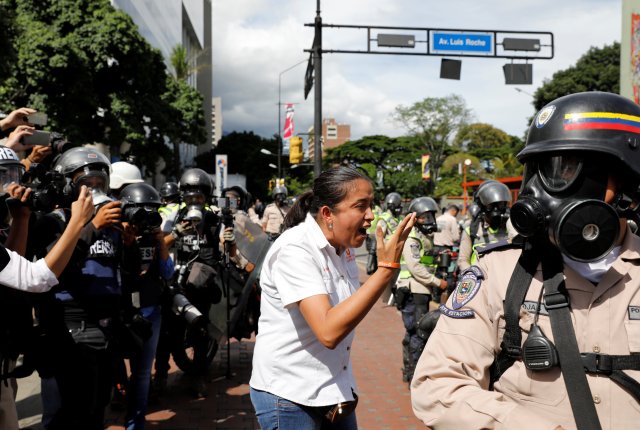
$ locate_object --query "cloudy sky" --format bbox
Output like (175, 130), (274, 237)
(211, 0), (621, 141)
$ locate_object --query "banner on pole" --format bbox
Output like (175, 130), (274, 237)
(282, 103), (294, 155)
(421, 154), (430, 180)
(215, 154), (228, 194)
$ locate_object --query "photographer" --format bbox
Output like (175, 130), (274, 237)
(221, 185), (256, 273)
(30, 146), (132, 430)
(120, 183), (174, 430)
(155, 168), (221, 398)
(0, 150), (94, 430)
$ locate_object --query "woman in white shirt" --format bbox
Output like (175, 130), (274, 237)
(250, 166), (415, 429)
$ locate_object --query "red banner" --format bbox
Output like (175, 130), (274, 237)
(282, 103), (294, 140)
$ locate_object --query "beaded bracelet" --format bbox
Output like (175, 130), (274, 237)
(378, 261), (400, 269)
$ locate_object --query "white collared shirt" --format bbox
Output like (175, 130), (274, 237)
(250, 213), (360, 406)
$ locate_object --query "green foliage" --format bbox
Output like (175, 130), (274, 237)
(392, 94), (473, 192)
(0, 0), (206, 175)
(533, 43), (620, 111)
(324, 134), (433, 201)
(171, 45), (189, 81)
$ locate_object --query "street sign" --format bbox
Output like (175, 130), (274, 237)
(431, 32), (493, 55)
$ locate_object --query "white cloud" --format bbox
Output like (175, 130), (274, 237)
(212, 0), (621, 140)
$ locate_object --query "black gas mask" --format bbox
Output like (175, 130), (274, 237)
(274, 193), (286, 206)
(416, 211), (438, 235)
(484, 203), (509, 230)
(510, 154), (620, 262)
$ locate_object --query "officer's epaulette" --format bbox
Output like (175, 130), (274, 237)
(475, 235), (525, 256)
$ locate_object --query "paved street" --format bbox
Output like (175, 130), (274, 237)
(17, 256), (424, 429)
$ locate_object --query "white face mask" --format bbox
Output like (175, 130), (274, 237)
(563, 246), (621, 283)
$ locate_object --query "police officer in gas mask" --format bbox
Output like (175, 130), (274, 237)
(395, 197), (448, 385)
(457, 180), (515, 271)
(412, 91), (640, 430)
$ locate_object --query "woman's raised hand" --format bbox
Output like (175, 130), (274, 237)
(375, 212), (416, 265)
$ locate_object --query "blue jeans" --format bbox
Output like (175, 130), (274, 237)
(250, 387), (357, 430)
(125, 305), (162, 430)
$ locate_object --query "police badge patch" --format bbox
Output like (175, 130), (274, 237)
(440, 266), (484, 319)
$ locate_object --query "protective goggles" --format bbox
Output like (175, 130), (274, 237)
(416, 211), (436, 225)
(73, 167), (110, 194)
(0, 165), (24, 193)
(538, 154), (583, 193)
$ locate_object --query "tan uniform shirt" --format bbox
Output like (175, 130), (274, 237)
(457, 221), (514, 271)
(262, 203), (289, 234)
(398, 230), (441, 295)
(411, 227), (640, 430)
(433, 212), (460, 247)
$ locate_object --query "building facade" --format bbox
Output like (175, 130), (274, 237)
(307, 118), (351, 161)
(110, 0), (213, 167)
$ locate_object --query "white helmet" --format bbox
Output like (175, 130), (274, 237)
(110, 161), (143, 190)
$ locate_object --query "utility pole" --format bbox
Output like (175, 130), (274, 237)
(313, 0), (322, 178)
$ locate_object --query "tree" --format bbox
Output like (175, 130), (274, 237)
(0, 0), (206, 176)
(324, 134), (435, 201)
(392, 94), (473, 193)
(533, 43), (620, 111)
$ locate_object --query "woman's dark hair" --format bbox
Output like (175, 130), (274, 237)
(283, 166), (372, 230)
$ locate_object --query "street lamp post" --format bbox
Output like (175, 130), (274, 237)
(278, 59), (307, 179)
(462, 158), (472, 213)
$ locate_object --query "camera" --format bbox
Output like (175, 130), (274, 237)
(216, 197), (237, 211)
(21, 164), (67, 212)
(122, 205), (162, 234)
(216, 197), (236, 228)
(24, 112), (48, 126)
(22, 130), (76, 156)
(48, 132), (76, 155)
(23, 130), (50, 146)
(171, 290), (204, 326)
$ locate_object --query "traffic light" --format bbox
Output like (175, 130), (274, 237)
(268, 179), (274, 192)
(289, 136), (303, 164)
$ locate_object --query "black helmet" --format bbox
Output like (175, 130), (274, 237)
(518, 92), (640, 181)
(408, 196), (439, 215)
(179, 168), (213, 199)
(384, 192), (402, 216)
(468, 203), (481, 220)
(474, 180), (512, 210)
(0, 146), (25, 194)
(408, 196), (439, 235)
(160, 181), (180, 201)
(223, 185), (250, 212)
(120, 182), (162, 207)
(120, 183), (162, 232)
(53, 146), (111, 195)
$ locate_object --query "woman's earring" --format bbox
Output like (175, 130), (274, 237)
(328, 222), (333, 230)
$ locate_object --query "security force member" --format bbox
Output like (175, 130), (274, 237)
(397, 197), (448, 384)
(412, 91), (640, 430)
(379, 192), (403, 237)
(261, 185), (289, 240)
(457, 180), (513, 271)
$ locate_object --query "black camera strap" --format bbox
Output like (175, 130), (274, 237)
(541, 248), (601, 430)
